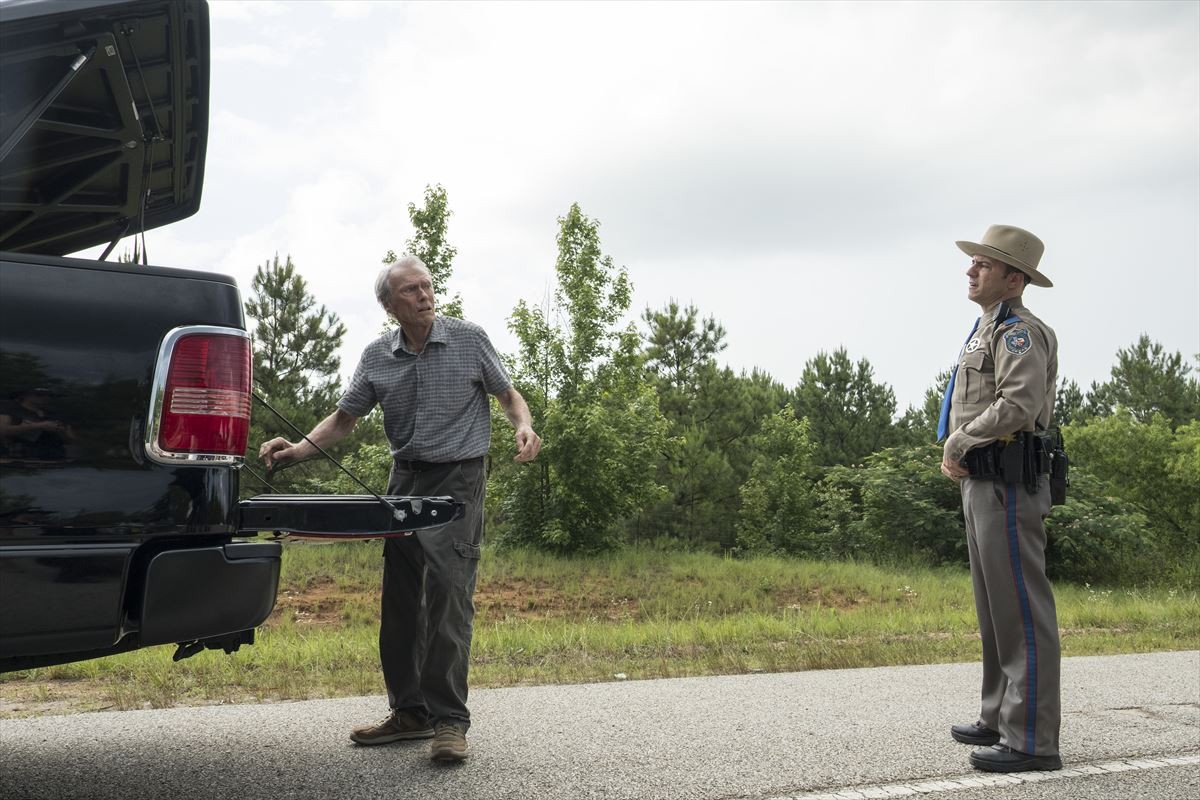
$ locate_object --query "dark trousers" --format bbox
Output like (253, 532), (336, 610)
(962, 477), (1061, 756)
(380, 458), (486, 731)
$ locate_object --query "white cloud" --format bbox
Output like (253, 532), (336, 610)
(212, 43), (292, 66)
(75, 0), (1200, 411)
(207, 0), (288, 22)
(324, 0), (375, 20)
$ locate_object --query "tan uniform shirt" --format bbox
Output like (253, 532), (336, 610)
(944, 298), (1058, 464)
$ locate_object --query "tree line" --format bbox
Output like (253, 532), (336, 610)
(242, 185), (1200, 587)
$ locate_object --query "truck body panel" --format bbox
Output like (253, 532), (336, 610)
(1, 0), (464, 674)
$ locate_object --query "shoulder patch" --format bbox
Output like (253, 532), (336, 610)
(1004, 327), (1032, 356)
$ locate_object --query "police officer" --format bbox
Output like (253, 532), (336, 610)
(938, 225), (1062, 772)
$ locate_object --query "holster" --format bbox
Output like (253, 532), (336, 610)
(964, 436), (1025, 484)
(1039, 427), (1070, 506)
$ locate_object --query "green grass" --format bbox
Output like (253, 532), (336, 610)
(2, 543), (1196, 717)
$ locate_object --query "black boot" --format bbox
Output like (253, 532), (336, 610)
(970, 744), (1062, 773)
(950, 721), (1000, 746)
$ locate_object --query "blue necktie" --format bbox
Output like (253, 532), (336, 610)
(937, 318), (980, 441)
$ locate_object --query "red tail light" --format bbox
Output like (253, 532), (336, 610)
(147, 327), (252, 463)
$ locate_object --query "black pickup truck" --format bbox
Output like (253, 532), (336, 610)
(0, 0), (457, 672)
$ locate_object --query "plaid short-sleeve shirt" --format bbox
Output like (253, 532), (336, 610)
(337, 316), (512, 462)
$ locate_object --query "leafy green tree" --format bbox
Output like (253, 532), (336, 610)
(383, 183), (464, 319)
(242, 254), (347, 493)
(633, 298), (792, 549)
(793, 348), (900, 467)
(1087, 335), (1200, 428)
(553, 204), (632, 402)
(1042, 471), (1157, 584)
(1171, 420), (1200, 543)
(805, 440), (1160, 583)
(735, 406), (819, 555)
(642, 301), (727, 422)
(655, 425), (737, 543)
(1065, 410), (1199, 541)
(634, 364), (789, 550)
(246, 254), (345, 410)
(496, 203), (667, 552)
(1046, 410), (1200, 584)
(687, 367), (793, 548)
(1054, 378), (1088, 427)
(638, 301), (735, 547)
(707, 367), (791, 480)
(815, 444), (964, 564)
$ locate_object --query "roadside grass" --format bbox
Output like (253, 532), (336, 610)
(2, 543), (1196, 717)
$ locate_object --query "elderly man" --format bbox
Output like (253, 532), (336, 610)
(260, 255), (541, 762)
(938, 225), (1062, 773)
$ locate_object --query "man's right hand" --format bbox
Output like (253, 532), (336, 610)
(256, 410), (359, 472)
(940, 451), (969, 482)
(259, 437), (299, 469)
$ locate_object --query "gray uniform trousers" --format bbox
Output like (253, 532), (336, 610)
(961, 476), (1061, 756)
(380, 458), (486, 732)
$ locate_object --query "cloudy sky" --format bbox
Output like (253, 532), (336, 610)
(82, 0), (1200, 411)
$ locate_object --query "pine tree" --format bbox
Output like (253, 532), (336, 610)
(793, 348), (900, 467)
(242, 254), (347, 493)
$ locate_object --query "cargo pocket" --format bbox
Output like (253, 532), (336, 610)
(452, 540), (481, 587)
(453, 541), (481, 560)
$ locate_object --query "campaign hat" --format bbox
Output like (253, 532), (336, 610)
(956, 224), (1051, 288)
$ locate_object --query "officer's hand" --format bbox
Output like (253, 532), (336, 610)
(259, 437), (298, 469)
(940, 452), (968, 482)
(513, 425), (542, 463)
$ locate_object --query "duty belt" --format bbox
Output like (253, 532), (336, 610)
(963, 429), (1069, 505)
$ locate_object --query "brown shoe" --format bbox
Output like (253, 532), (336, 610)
(430, 723), (468, 762)
(349, 711), (434, 745)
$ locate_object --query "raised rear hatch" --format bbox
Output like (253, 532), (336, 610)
(0, 0), (209, 255)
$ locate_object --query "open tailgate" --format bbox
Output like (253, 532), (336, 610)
(239, 495), (465, 539)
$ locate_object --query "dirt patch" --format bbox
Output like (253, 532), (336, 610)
(0, 680), (114, 719)
(269, 580), (375, 627)
(773, 586), (872, 610)
(266, 575), (644, 626)
(267, 575), (885, 625)
(475, 577), (640, 621)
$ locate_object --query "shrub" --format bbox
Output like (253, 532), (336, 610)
(1043, 471), (1156, 584)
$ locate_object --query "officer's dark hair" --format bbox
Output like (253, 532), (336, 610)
(1004, 264), (1032, 287)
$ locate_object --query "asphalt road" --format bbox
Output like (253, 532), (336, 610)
(1, 651), (1197, 800)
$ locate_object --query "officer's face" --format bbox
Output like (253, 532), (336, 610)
(385, 265), (436, 329)
(966, 256), (1021, 308)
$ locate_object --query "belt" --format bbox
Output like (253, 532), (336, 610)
(964, 433), (1050, 482)
(392, 456), (484, 472)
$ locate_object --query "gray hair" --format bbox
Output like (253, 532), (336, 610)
(374, 255), (428, 309)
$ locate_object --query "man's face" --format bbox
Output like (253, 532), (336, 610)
(385, 265), (436, 329)
(966, 255), (1021, 308)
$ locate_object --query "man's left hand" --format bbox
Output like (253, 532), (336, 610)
(514, 425), (542, 462)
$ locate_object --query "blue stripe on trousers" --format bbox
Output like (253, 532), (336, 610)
(1005, 483), (1038, 752)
